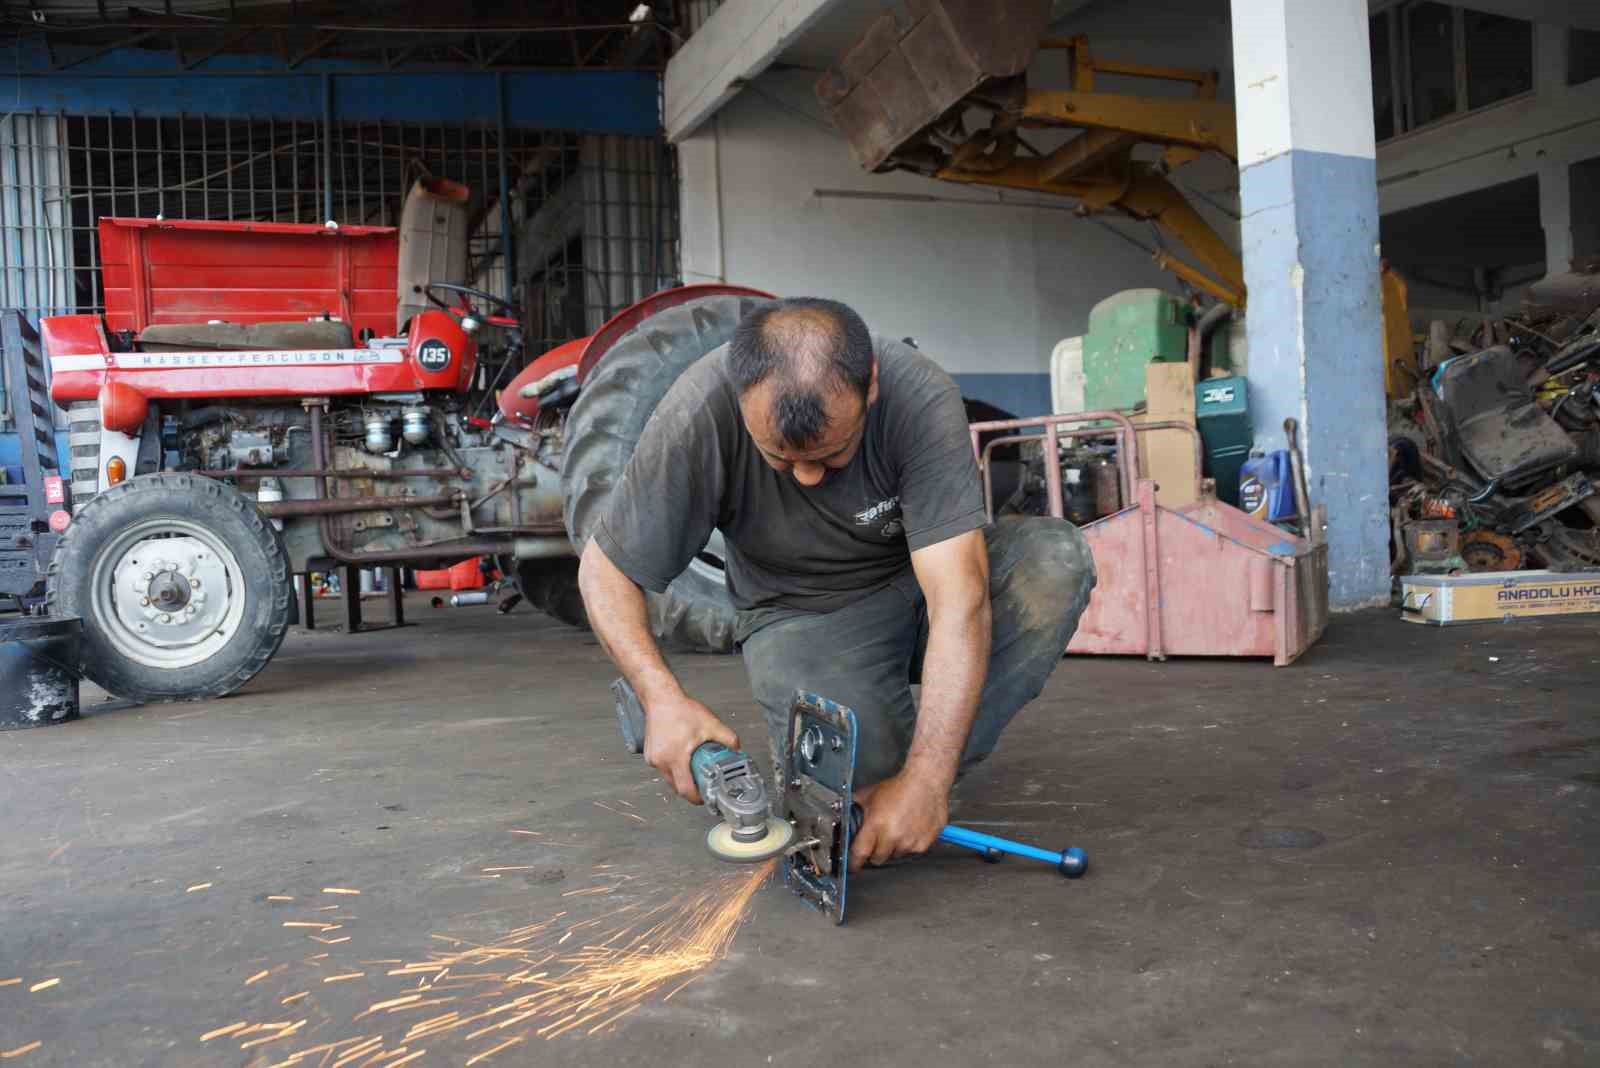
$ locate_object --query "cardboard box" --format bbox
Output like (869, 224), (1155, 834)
(1400, 569), (1600, 625)
(1135, 362), (1200, 509)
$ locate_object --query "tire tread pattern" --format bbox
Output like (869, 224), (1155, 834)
(561, 295), (764, 653)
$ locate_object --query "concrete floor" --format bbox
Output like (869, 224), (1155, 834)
(2, 597), (1598, 1066)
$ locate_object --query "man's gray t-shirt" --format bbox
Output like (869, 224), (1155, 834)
(592, 336), (986, 617)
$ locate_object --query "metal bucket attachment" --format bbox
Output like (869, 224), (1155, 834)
(0, 616), (82, 729)
(815, 0), (1052, 172)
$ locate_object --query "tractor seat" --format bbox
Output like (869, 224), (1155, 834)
(1432, 344), (1577, 489)
(137, 320), (356, 352)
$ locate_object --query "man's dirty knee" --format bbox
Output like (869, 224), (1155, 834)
(1011, 520), (1096, 600)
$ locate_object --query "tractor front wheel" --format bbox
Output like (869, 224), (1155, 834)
(47, 473), (292, 702)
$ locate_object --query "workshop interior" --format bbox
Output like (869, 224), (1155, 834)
(2, 0), (1598, 1064)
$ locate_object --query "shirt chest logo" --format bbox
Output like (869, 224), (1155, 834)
(855, 496), (902, 538)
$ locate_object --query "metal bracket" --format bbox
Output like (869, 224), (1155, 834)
(780, 691), (858, 926)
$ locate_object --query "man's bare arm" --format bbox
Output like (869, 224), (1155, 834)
(849, 528), (990, 870)
(577, 539), (738, 804)
(906, 528), (992, 783)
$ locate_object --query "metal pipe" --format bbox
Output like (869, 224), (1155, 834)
(1188, 301), (1233, 369)
(511, 535), (572, 559)
(1043, 421), (1064, 520)
(1134, 420), (1205, 487)
(317, 539), (521, 563)
(980, 432), (1044, 519)
(197, 466), (466, 479)
(496, 72), (516, 300)
(973, 416), (1201, 520)
(300, 402), (566, 565)
(970, 411), (1140, 508)
(321, 73), (334, 225)
(258, 493), (460, 518)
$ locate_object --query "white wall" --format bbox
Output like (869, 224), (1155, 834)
(676, 0), (1242, 415)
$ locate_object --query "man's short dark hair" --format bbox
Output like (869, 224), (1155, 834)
(728, 297), (874, 449)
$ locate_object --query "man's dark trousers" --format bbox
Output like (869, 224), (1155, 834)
(738, 516), (1097, 786)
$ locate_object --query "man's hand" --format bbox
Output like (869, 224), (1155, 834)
(848, 771), (949, 872)
(579, 540), (738, 807)
(643, 692), (740, 805)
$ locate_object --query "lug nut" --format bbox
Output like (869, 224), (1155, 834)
(140, 597), (150, 607)
(158, 613), (172, 625)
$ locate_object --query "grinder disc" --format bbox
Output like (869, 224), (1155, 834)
(705, 817), (795, 863)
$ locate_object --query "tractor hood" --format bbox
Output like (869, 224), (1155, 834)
(98, 217), (399, 340)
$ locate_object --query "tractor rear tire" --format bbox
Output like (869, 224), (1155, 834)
(47, 473), (292, 702)
(514, 558), (590, 630)
(562, 294), (767, 653)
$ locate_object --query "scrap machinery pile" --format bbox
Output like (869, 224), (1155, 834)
(1388, 266), (1600, 577)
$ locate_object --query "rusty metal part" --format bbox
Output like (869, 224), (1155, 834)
(1459, 530), (1523, 572)
(969, 411), (1142, 521)
(196, 466), (466, 479)
(1535, 523), (1600, 571)
(257, 493), (460, 518)
(303, 402), (519, 565)
(1523, 268), (1600, 317)
(817, 9), (1246, 304)
(814, 0), (1053, 171)
(1402, 519), (1460, 564)
(975, 409), (1328, 666)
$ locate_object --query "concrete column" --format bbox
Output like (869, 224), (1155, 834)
(1232, 0), (1389, 610)
(1540, 156), (1575, 274)
(1571, 155), (1600, 263)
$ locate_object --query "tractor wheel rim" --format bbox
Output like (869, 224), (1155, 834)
(688, 529), (728, 585)
(93, 518), (246, 670)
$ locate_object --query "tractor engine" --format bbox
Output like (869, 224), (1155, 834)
(170, 394), (567, 569)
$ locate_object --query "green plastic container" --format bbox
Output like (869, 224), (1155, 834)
(1082, 289), (1188, 412)
(1196, 375), (1252, 506)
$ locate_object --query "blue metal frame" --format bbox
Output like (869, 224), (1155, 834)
(5, 42), (660, 134)
(782, 691), (858, 926)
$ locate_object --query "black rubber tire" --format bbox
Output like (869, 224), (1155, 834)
(562, 294), (767, 653)
(46, 473), (293, 702)
(515, 558), (590, 630)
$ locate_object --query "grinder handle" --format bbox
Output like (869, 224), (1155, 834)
(613, 677), (732, 803)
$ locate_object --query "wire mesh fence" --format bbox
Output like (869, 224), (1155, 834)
(0, 110), (679, 364)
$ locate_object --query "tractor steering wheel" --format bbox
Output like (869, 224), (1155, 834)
(423, 282), (521, 326)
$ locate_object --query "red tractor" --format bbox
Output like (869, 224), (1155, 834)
(22, 181), (770, 701)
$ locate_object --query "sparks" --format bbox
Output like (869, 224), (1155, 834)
(200, 859), (775, 1060)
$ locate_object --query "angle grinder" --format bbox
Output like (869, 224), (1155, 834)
(611, 677), (795, 863)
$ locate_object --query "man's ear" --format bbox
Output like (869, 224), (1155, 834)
(866, 359), (880, 407)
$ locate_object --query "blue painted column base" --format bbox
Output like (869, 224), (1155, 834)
(1241, 148), (1389, 610)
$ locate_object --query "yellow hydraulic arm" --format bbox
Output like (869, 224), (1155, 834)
(928, 35), (1246, 306)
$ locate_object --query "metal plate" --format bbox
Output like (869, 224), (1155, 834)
(780, 691), (858, 926)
